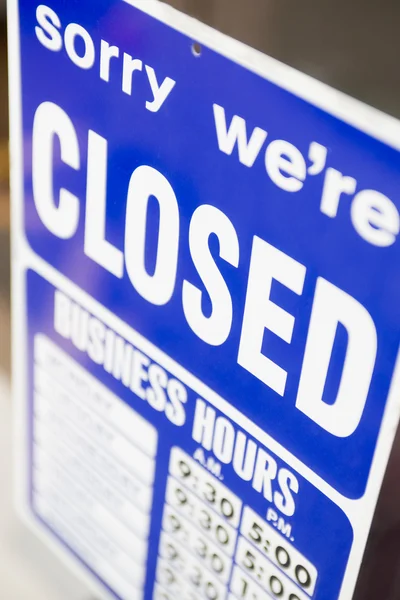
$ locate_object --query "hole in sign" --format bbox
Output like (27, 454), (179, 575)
(192, 42), (202, 57)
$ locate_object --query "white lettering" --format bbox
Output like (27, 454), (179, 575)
(307, 142), (328, 175)
(54, 290), (71, 338)
(213, 418), (235, 464)
(125, 165), (179, 306)
(192, 399), (215, 450)
(122, 53), (143, 96)
(351, 189), (400, 247)
(84, 131), (124, 277)
(274, 469), (298, 517)
(238, 237), (306, 396)
(64, 23), (95, 70)
(320, 167), (357, 218)
(213, 104), (267, 167)
(145, 65), (176, 112)
(166, 379), (188, 426)
(265, 139), (306, 192)
(192, 399), (298, 514)
(35, 8), (175, 112)
(32, 102), (80, 239)
(252, 449), (277, 503)
(53, 290), (187, 426)
(35, 5), (62, 52)
(296, 278), (377, 437)
(100, 40), (120, 82)
(183, 205), (239, 346)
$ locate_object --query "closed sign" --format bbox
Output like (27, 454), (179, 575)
(8, 1), (400, 599)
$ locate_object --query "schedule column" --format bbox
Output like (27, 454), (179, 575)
(155, 447), (243, 600)
(33, 335), (158, 600)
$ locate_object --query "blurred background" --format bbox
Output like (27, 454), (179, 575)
(1, 0), (400, 598)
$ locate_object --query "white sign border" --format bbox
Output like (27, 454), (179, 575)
(8, 1), (400, 599)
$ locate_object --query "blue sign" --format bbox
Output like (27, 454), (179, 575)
(10, 1), (400, 599)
